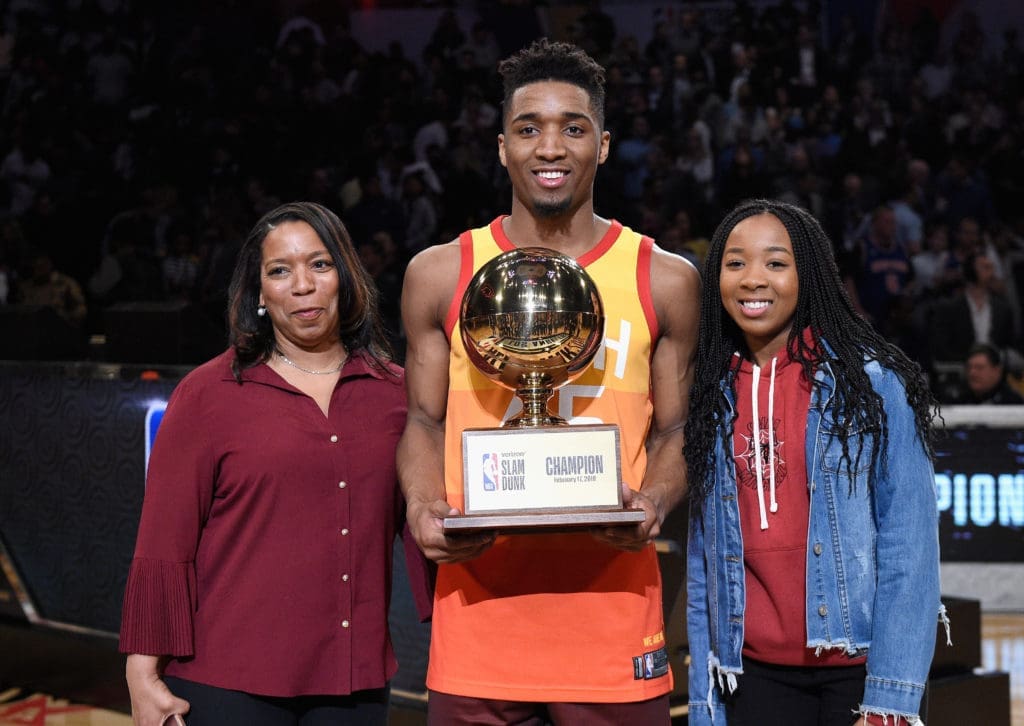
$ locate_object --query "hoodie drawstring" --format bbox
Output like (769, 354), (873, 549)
(768, 356), (778, 514)
(751, 357), (779, 530)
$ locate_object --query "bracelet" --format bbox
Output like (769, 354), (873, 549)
(864, 714), (910, 726)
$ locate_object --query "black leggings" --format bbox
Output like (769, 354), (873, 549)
(722, 657), (866, 726)
(163, 676), (388, 726)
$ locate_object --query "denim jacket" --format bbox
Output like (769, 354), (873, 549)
(687, 358), (945, 725)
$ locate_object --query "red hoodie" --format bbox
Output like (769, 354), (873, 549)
(733, 345), (865, 666)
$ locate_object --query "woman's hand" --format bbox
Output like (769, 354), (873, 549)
(125, 654), (190, 726)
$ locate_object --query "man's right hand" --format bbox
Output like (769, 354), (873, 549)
(125, 654), (190, 726)
(407, 497), (496, 563)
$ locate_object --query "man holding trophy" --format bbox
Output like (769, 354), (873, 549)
(397, 39), (700, 724)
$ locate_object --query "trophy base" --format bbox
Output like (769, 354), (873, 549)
(442, 507), (646, 534)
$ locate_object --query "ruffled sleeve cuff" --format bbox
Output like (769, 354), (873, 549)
(119, 558), (196, 656)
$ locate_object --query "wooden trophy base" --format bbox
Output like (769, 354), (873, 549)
(443, 507), (646, 534)
(455, 424), (634, 534)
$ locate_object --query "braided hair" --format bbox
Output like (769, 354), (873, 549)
(684, 199), (938, 504)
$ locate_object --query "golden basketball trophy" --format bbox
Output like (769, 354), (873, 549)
(443, 247), (646, 533)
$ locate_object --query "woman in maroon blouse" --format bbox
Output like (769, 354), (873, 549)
(120, 202), (431, 725)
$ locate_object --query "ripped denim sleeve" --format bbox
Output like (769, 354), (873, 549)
(688, 651), (740, 723)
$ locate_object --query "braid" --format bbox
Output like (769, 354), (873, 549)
(684, 199), (939, 506)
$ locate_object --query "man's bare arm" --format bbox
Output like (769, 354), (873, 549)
(396, 243), (495, 563)
(595, 247), (700, 550)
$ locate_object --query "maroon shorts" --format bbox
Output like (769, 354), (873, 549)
(427, 690), (671, 726)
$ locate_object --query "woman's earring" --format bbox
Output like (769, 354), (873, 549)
(257, 304), (267, 317)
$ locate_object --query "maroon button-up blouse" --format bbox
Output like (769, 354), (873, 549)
(119, 350), (431, 697)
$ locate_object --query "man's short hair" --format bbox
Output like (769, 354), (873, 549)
(497, 38), (606, 127)
(968, 342), (1003, 367)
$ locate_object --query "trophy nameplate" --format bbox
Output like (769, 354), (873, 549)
(443, 247), (646, 533)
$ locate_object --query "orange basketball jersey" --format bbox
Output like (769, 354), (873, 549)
(427, 217), (672, 702)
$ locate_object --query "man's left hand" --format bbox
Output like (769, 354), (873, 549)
(589, 481), (662, 551)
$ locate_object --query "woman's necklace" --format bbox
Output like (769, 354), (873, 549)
(275, 349), (346, 375)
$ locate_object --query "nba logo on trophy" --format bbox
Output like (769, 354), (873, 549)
(482, 452), (499, 491)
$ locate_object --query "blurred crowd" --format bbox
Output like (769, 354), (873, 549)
(1, 0), (1023, 403)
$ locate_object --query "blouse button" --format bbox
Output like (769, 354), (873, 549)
(818, 605), (828, 617)
(342, 574), (349, 582)
(341, 619), (350, 628)
(341, 528), (349, 536)
(338, 481), (347, 489)
(813, 543), (823, 556)
(330, 435), (338, 442)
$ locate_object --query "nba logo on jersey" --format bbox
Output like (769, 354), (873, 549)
(482, 453), (499, 491)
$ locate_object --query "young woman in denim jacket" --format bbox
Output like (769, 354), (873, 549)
(684, 200), (946, 726)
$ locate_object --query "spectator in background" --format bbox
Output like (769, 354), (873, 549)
(401, 170), (439, 255)
(717, 141), (767, 211)
(616, 113), (654, 201)
(911, 220), (950, 298)
(425, 9), (466, 62)
(458, 21), (501, 74)
(671, 9), (703, 59)
(719, 81), (767, 147)
(1, 132), (51, 217)
(935, 154), (993, 230)
(989, 220), (1024, 334)
(413, 97), (451, 165)
(577, 0), (617, 59)
(938, 216), (1004, 295)
(243, 176), (282, 220)
(771, 142), (827, 221)
(16, 251), (87, 326)
(669, 208), (709, 264)
(347, 172), (406, 252)
(675, 122), (715, 204)
(452, 47), (490, 94)
(666, 52), (694, 127)
(21, 189), (66, 256)
(919, 48), (952, 101)
(851, 205), (913, 329)
(889, 179), (925, 253)
(955, 342), (1024, 405)
(899, 159), (934, 220)
(830, 14), (869, 89)
(644, 20), (675, 73)
(826, 172), (874, 256)
(865, 26), (914, 103)
(930, 252), (1018, 365)
(357, 230), (404, 353)
(162, 224), (201, 302)
(85, 27), (135, 107)
(451, 84), (499, 135)
(784, 22), (825, 106)
(642, 63), (674, 130)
